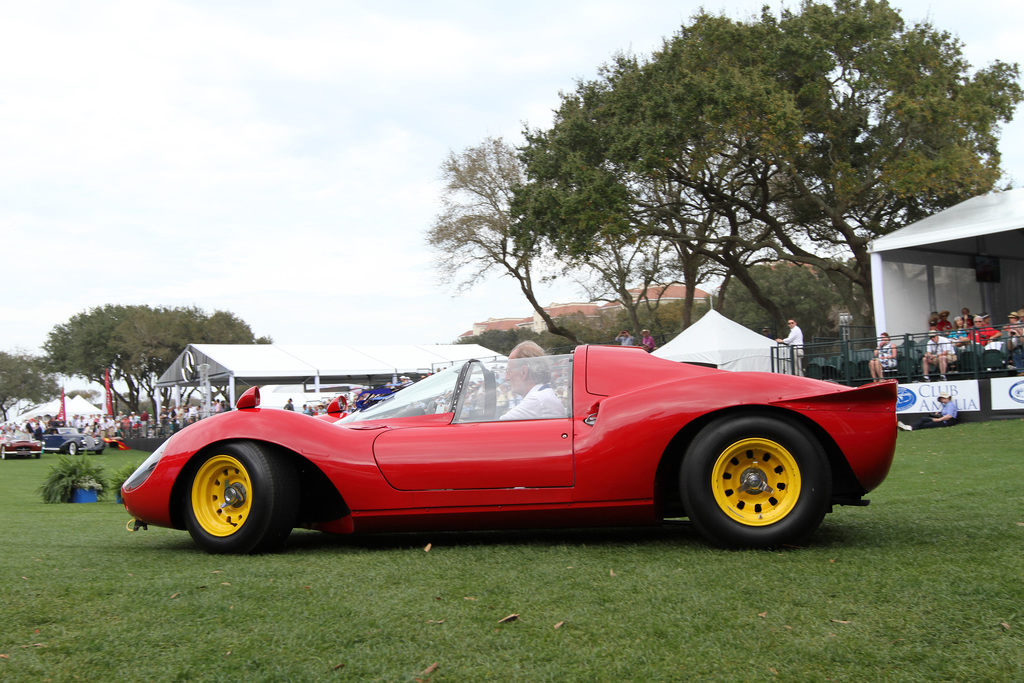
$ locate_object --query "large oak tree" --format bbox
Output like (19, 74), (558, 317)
(516, 0), (1021, 325)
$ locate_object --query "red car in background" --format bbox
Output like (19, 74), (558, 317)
(122, 345), (896, 554)
(1, 434), (43, 459)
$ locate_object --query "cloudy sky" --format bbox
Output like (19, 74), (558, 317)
(3, 0), (1023, 363)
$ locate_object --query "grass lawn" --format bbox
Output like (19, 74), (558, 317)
(2, 421), (1023, 682)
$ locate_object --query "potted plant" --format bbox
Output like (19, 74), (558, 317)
(38, 455), (111, 504)
(110, 460), (144, 504)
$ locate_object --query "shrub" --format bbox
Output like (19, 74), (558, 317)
(38, 455), (112, 504)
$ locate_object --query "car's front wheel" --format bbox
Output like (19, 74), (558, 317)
(680, 413), (831, 549)
(67, 441), (79, 456)
(184, 441), (299, 554)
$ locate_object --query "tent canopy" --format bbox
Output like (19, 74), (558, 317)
(652, 310), (776, 372)
(157, 343), (505, 390)
(869, 189), (1024, 337)
(12, 395), (104, 421)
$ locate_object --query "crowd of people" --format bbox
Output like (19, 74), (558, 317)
(1, 400), (236, 442)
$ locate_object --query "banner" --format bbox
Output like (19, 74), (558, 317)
(895, 380), (980, 413)
(57, 385), (67, 423)
(990, 377), (1024, 411)
(105, 369), (114, 416)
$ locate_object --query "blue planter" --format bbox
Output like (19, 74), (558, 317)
(70, 488), (98, 504)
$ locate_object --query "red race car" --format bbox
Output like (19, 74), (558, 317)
(1, 434), (43, 459)
(122, 345), (896, 554)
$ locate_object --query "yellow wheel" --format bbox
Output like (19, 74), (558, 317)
(681, 414), (830, 548)
(710, 437), (802, 526)
(183, 442), (299, 554)
(190, 454), (253, 537)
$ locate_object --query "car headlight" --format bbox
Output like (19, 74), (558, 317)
(122, 440), (169, 491)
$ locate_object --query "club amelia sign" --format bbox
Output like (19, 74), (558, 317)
(895, 381), (980, 414)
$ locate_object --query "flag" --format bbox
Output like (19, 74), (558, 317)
(105, 369), (114, 416)
(57, 385), (66, 423)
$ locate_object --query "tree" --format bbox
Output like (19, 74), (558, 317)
(44, 305), (268, 413)
(0, 350), (59, 421)
(427, 137), (582, 344)
(719, 261), (856, 341)
(518, 0), (1021, 323)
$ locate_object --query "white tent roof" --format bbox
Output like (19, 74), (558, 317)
(867, 188), (1024, 338)
(870, 188), (1024, 254)
(157, 343), (505, 388)
(12, 395), (104, 421)
(652, 310), (776, 372)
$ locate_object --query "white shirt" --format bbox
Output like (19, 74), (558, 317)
(500, 384), (566, 421)
(927, 336), (955, 356)
(781, 325), (804, 347)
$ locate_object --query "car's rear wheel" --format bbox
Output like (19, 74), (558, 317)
(67, 442), (79, 456)
(681, 413), (830, 549)
(184, 441), (299, 554)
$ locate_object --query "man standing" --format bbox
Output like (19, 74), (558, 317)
(776, 319), (804, 376)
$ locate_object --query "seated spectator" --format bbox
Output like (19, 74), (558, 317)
(868, 333), (897, 381)
(927, 313), (940, 332)
(947, 316), (970, 346)
(922, 331), (955, 381)
(961, 307), (974, 327)
(1005, 310), (1024, 376)
(969, 314), (1002, 347)
(898, 391), (957, 431)
(935, 311), (952, 332)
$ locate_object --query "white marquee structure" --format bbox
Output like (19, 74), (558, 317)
(870, 188), (1024, 337)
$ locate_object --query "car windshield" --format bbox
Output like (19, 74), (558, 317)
(340, 353), (573, 424)
(339, 362), (466, 422)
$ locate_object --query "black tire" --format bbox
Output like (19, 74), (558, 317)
(183, 441), (300, 554)
(680, 413), (831, 549)
(67, 441), (79, 456)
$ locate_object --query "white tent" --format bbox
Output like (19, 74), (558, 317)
(12, 395), (104, 421)
(156, 343), (506, 406)
(869, 188), (1024, 337)
(652, 310), (776, 372)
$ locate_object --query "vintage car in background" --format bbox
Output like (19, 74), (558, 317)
(122, 345), (897, 554)
(1, 434), (43, 459)
(41, 427), (106, 455)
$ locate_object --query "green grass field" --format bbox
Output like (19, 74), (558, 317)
(2, 421), (1023, 682)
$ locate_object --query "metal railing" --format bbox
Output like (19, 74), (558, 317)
(774, 331), (1020, 385)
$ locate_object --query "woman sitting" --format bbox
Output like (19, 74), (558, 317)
(869, 332), (897, 381)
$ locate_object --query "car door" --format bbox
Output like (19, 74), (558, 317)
(371, 357), (574, 504)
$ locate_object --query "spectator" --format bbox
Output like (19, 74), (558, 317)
(1005, 310), (1024, 376)
(961, 307), (974, 327)
(640, 329), (656, 353)
(775, 318), (804, 376)
(283, 398), (295, 411)
(948, 316), (970, 346)
(869, 332), (897, 381)
(898, 391), (957, 431)
(969, 314), (1002, 347)
(922, 330), (955, 381)
(935, 311), (952, 332)
(615, 330), (634, 346)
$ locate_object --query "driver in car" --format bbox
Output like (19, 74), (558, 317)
(500, 341), (566, 420)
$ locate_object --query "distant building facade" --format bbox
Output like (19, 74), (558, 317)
(460, 284), (709, 338)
